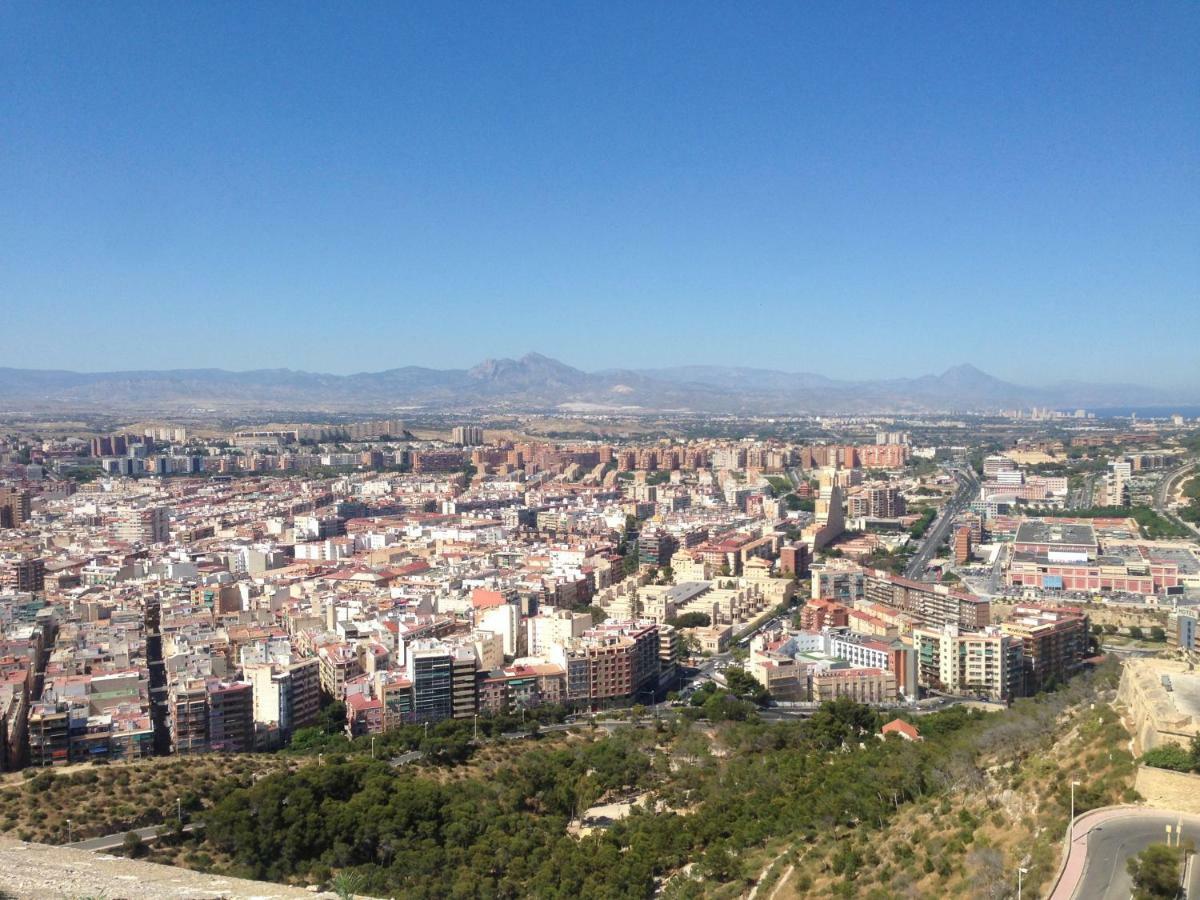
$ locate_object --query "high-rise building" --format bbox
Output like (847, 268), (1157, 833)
(450, 645), (478, 719)
(638, 530), (679, 568)
(244, 656), (318, 745)
(1000, 605), (1089, 693)
(408, 641), (454, 722)
(207, 680), (254, 753)
(527, 608), (592, 657)
(1170, 610), (1200, 653)
(953, 525), (972, 565)
(0, 488), (31, 528)
(168, 678), (209, 753)
(0, 557), (45, 593)
(868, 487), (906, 518)
(114, 505), (170, 545)
(913, 624), (1023, 701)
(452, 425), (484, 446)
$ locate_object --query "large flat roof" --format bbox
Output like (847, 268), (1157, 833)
(1014, 520), (1098, 547)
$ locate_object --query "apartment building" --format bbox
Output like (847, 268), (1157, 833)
(800, 598), (850, 631)
(452, 426), (484, 446)
(553, 621), (660, 705)
(206, 680), (253, 753)
(863, 569), (990, 630)
(913, 624), (1022, 701)
(868, 487), (906, 518)
(114, 505), (171, 545)
(0, 488), (31, 528)
(526, 608), (592, 657)
(0, 557), (45, 593)
(810, 560), (866, 604)
(168, 679), (209, 753)
(1000, 605), (1090, 692)
(953, 525), (972, 565)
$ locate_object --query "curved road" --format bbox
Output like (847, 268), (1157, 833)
(1155, 460), (1199, 538)
(1052, 807), (1200, 900)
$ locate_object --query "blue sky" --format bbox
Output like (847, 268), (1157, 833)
(2, 3), (1197, 388)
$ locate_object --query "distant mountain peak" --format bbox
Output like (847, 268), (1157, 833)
(941, 363), (987, 377)
(0, 355), (1185, 413)
(936, 363), (1005, 389)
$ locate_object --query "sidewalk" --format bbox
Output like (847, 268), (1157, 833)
(1048, 805), (1148, 900)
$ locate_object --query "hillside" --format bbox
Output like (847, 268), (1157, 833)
(93, 661), (1129, 898)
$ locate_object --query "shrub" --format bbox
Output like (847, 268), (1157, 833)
(1140, 745), (1193, 773)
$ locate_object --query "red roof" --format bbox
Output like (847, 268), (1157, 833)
(471, 588), (507, 609)
(881, 718), (921, 741)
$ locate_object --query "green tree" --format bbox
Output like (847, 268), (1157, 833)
(316, 700), (347, 735)
(1130, 626), (1145, 641)
(724, 667), (770, 706)
(1127, 843), (1184, 899)
(1189, 733), (1200, 771)
(122, 830), (146, 859)
(1150, 626), (1166, 642)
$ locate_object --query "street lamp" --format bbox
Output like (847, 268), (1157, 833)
(176, 796), (182, 823)
(1070, 780), (1081, 822)
(1017, 866), (1028, 900)
(317, 752), (323, 767)
(370, 735), (375, 760)
(66, 819), (72, 843)
(473, 713), (478, 742)
(1167, 824), (1175, 848)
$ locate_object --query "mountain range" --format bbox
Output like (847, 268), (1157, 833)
(0, 354), (1190, 415)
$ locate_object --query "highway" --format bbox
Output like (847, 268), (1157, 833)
(903, 465), (979, 579)
(1054, 807), (1200, 900)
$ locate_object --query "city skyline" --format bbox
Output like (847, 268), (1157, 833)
(2, 4), (1198, 386)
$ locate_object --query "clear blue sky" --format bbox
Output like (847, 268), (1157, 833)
(2, 3), (1197, 388)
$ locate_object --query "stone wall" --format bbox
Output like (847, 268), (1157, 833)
(1135, 766), (1200, 815)
(1116, 657), (1198, 754)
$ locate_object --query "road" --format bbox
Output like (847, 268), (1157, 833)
(389, 749), (424, 766)
(1053, 806), (1200, 900)
(1154, 460), (1199, 538)
(1068, 473), (1097, 511)
(985, 542), (1006, 595)
(67, 821), (202, 852)
(903, 466), (978, 579)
